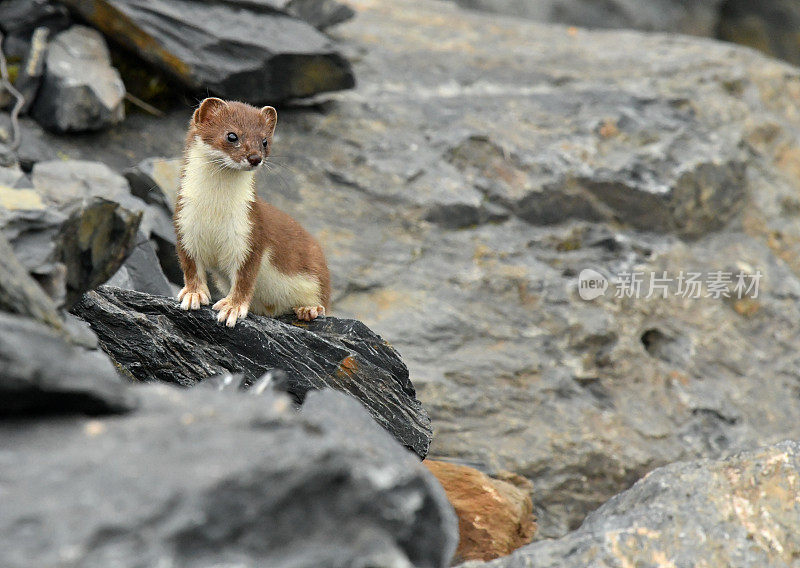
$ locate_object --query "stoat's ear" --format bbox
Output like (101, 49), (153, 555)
(193, 97), (227, 124)
(261, 106), (277, 135)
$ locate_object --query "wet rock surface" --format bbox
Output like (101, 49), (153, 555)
(61, 0), (355, 103)
(460, 441), (800, 567)
(1, 386), (457, 568)
(72, 285), (433, 458)
(30, 26), (125, 133)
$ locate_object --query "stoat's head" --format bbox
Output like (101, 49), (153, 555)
(191, 97), (277, 172)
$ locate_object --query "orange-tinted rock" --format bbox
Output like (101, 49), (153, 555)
(424, 459), (536, 564)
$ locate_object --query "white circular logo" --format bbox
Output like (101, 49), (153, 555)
(578, 269), (608, 300)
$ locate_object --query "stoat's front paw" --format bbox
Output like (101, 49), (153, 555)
(213, 297), (249, 327)
(294, 305), (325, 321)
(178, 286), (210, 310)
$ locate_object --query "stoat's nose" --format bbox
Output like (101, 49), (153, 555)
(247, 154), (262, 166)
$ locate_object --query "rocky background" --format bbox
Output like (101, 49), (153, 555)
(4, 0), (800, 566)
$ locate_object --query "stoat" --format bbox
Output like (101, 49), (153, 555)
(174, 97), (330, 327)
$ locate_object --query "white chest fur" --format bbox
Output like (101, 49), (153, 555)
(176, 140), (255, 273)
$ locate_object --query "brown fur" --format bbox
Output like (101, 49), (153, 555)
(174, 98), (330, 321)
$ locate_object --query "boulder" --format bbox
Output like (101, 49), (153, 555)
(61, 0), (355, 102)
(238, 0), (800, 539)
(460, 441), (800, 567)
(30, 26), (125, 133)
(0, 311), (136, 415)
(425, 460), (535, 564)
(71, 285), (433, 458)
(1, 386), (458, 567)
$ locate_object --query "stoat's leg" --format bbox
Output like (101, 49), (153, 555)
(212, 246), (264, 328)
(176, 243), (209, 310)
(294, 305), (326, 321)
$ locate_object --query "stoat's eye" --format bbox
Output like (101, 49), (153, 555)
(262, 138), (269, 148)
(226, 132), (238, 143)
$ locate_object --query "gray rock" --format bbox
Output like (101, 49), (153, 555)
(0, 311), (136, 415)
(0, 187), (69, 305)
(107, 235), (174, 296)
(30, 26), (125, 133)
(0, 386), (457, 568)
(122, 156), (182, 283)
(2, 159), (170, 307)
(237, 0), (800, 540)
(123, 156), (181, 212)
(61, 0), (355, 102)
(460, 441), (800, 568)
(71, 285), (433, 458)
(31, 159), (173, 244)
(448, 0), (800, 68)
(0, 231), (62, 328)
(450, 0), (723, 36)
(59, 198), (142, 307)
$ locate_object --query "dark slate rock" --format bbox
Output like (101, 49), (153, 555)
(1, 386), (457, 568)
(0, 311), (136, 416)
(61, 0), (355, 103)
(462, 441), (800, 567)
(71, 285), (432, 458)
(30, 26), (125, 133)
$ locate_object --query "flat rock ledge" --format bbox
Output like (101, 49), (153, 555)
(72, 285), (432, 458)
